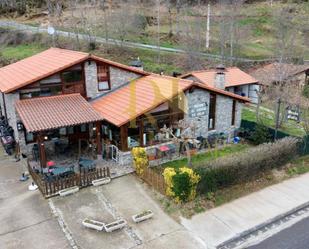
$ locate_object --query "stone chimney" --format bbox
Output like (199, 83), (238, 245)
(214, 64), (226, 90)
(129, 57), (143, 71)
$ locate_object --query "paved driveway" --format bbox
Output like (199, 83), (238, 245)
(51, 175), (206, 249)
(0, 149), (69, 249)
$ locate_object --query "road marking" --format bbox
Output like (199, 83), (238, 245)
(93, 188), (143, 246)
(48, 199), (80, 249)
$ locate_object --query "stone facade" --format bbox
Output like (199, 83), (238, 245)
(85, 60), (99, 99)
(184, 88), (210, 137)
(184, 87), (243, 138)
(109, 66), (142, 90)
(85, 61), (143, 99)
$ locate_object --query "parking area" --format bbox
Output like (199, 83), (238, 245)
(0, 148), (70, 249)
(51, 175), (206, 249)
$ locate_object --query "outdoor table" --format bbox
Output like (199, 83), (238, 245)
(79, 158), (96, 172)
(49, 166), (75, 176)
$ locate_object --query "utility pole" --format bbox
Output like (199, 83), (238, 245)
(206, 2), (210, 49)
(274, 98), (281, 140)
(157, 0), (161, 64)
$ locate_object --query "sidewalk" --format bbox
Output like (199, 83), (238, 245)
(180, 173), (309, 249)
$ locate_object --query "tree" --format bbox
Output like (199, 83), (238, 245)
(160, 119), (199, 167)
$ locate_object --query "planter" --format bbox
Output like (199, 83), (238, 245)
(148, 155), (156, 161)
(132, 210), (154, 223)
(189, 149), (197, 156)
(59, 186), (79, 196)
(104, 219), (127, 232)
(92, 177), (111, 186)
(82, 218), (105, 231)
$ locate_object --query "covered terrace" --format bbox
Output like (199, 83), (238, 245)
(15, 93), (103, 168)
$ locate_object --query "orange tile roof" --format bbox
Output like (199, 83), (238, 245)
(15, 94), (103, 133)
(91, 75), (193, 127)
(0, 48), (148, 94)
(181, 67), (259, 88)
(0, 48), (89, 93)
(91, 74), (250, 127)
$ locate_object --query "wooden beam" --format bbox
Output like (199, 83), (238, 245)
(96, 121), (102, 155)
(139, 118), (144, 147)
(120, 124), (128, 151)
(37, 134), (46, 168)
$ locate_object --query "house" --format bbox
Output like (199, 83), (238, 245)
(0, 48), (250, 167)
(180, 66), (260, 104)
(249, 62), (309, 87)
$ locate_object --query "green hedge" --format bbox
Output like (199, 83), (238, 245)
(195, 137), (299, 194)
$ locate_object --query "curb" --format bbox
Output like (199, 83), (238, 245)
(217, 200), (309, 249)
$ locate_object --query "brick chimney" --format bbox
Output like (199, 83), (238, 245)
(214, 64), (226, 90)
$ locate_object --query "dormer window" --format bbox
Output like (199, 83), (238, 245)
(97, 64), (110, 91)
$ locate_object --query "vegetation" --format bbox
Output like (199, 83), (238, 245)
(131, 147), (149, 175)
(195, 137), (299, 194)
(242, 106), (305, 137)
(160, 143), (250, 170)
(163, 167), (200, 203)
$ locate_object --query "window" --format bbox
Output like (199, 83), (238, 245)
(231, 100), (236, 126)
(97, 64), (110, 91)
(62, 70), (83, 83)
(208, 93), (216, 130)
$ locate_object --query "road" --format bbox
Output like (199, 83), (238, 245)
(248, 216), (309, 249)
(0, 20), (275, 63)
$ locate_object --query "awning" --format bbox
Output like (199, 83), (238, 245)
(15, 94), (103, 133)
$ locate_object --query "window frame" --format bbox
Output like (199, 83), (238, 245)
(208, 93), (216, 130)
(97, 64), (111, 91)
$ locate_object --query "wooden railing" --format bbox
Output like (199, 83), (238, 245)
(27, 161), (110, 198)
(140, 167), (166, 195)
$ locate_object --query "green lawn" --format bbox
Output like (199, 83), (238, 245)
(160, 143), (250, 170)
(0, 44), (46, 61)
(242, 106), (305, 137)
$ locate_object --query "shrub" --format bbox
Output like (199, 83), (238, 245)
(131, 147), (148, 175)
(163, 167), (200, 203)
(195, 137), (299, 194)
(250, 123), (272, 145)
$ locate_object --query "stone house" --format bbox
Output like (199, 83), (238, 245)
(249, 63), (309, 88)
(0, 48), (249, 167)
(181, 66), (260, 104)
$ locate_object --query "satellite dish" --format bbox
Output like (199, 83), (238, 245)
(47, 26), (55, 35)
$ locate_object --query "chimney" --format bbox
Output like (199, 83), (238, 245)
(214, 64), (226, 90)
(129, 57), (143, 71)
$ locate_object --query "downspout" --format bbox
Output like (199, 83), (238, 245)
(2, 92), (8, 122)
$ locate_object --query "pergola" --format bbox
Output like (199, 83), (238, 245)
(16, 93), (103, 167)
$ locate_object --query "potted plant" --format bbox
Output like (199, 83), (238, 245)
(92, 177), (111, 186)
(104, 219), (127, 232)
(132, 210), (154, 223)
(58, 186), (79, 196)
(82, 218), (105, 231)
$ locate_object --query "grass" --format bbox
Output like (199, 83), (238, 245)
(0, 44), (46, 60)
(242, 106), (305, 137)
(160, 143), (250, 170)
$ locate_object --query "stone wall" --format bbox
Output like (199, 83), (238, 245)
(85, 60), (99, 99)
(4, 93), (20, 140)
(84, 61), (143, 99)
(215, 94), (233, 133)
(109, 66), (142, 90)
(184, 88), (210, 137)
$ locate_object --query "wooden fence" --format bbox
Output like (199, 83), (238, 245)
(140, 167), (166, 195)
(28, 162), (110, 198)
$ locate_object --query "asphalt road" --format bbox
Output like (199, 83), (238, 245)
(248, 216), (309, 249)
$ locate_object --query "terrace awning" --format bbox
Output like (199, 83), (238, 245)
(15, 94), (103, 133)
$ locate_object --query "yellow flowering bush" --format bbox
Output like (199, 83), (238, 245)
(131, 147), (149, 175)
(163, 167), (200, 203)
